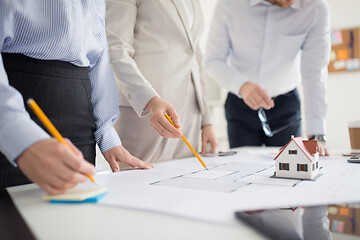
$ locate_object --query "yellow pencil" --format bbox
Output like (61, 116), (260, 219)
(27, 98), (97, 185)
(164, 113), (209, 171)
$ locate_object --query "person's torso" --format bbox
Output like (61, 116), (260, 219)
(224, 0), (323, 97)
(122, 0), (206, 112)
(0, 0), (107, 69)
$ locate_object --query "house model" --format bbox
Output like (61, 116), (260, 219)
(274, 136), (320, 180)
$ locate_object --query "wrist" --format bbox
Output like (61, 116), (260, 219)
(145, 96), (160, 113)
(309, 135), (326, 143)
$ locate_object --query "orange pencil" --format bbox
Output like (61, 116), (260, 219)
(27, 98), (97, 185)
(164, 113), (209, 171)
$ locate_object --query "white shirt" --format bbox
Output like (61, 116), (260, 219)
(205, 0), (331, 135)
(181, 0), (194, 28)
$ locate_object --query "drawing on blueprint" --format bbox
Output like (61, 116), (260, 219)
(151, 162), (307, 193)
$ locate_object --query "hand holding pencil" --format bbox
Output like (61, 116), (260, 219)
(16, 99), (96, 195)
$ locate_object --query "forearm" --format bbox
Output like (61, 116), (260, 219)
(106, 0), (158, 117)
(88, 42), (122, 152)
(0, 56), (49, 164)
(301, 0), (331, 136)
(204, 2), (247, 96)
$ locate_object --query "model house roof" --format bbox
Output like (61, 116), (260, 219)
(274, 136), (319, 162)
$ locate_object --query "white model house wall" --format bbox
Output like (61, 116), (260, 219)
(275, 141), (319, 180)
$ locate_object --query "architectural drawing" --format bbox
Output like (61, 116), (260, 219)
(151, 161), (303, 193)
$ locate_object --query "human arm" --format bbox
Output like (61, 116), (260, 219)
(89, 2), (153, 170)
(106, 0), (181, 138)
(0, 5), (100, 194)
(205, 2), (273, 111)
(0, 54), (50, 165)
(301, 2), (331, 156)
(195, 35), (218, 154)
(0, 53), (96, 192)
(204, 2), (247, 97)
(0, 50), (89, 194)
(201, 125), (218, 155)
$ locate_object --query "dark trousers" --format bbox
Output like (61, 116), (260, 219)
(225, 89), (301, 148)
(0, 53), (96, 188)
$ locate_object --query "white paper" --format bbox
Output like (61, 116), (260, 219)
(183, 170), (235, 179)
(97, 153), (360, 224)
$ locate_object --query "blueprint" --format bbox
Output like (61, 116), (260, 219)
(151, 162), (302, 192)
(94, 148), (360, 224)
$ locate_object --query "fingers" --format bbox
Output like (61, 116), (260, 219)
(55, 162), (89, 184)
(127, 155), (154, 169)
(17, 139), (95, 195)
(201, 126), (218, 155)
(40, 178), (78, 196)
(245, 98), (260, 111)
(257, 90), (274, 109)
(166, 107), (181, 128)
(145, 96), (182, 138)
(103, 146), (154, 171)
(201, 139), (208, 155)
(208, 138), (218, 154)
(150, 112), (181, 138)
(318, 143), (329, 156)
(47, 144), (94, 189)
(40, 183), (67, 196)
(200, 137), (218, 155)
(65, 138), (84, 158)
(324, 148), (330, 156)
(107, 157), (120, 172)
(246, 90), (274, 110)
(240, 82), (274, 110)
(60, 145), (96, 176)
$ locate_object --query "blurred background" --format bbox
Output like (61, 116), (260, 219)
(199, 0), (360, 151)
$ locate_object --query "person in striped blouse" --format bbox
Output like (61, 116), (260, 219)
(0, 0), (152, 195)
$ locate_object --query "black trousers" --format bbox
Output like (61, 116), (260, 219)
(0, 53), (96, 188)
(225, 89), (302, 148)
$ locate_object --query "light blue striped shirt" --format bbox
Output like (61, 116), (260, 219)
(0, 0), (121, 165)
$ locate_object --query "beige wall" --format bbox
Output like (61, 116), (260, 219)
(200, 0), (360, 151)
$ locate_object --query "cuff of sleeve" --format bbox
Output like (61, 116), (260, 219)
(131, 88), (159, 118)
(229, 73), (247, 97)
(95, 126), (122, 153)
(305, 118), (326, 136)
(201, 110), (213, 127)
(0, 116), (50, 166)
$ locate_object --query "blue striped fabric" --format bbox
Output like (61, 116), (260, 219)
(0, 0), (121, 165)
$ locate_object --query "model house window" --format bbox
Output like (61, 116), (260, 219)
(312, 163), (315, 171)
(316, 161), (319, 169)
(289, 150), (297, 155)
(297, 164), (308, 172)
(279, 163), (289, 171)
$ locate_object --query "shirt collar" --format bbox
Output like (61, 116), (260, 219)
(249, 0), (301, 10)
